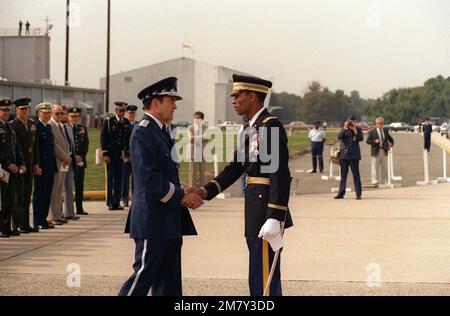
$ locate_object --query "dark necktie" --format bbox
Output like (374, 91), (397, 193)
(162, 125), (173, 145)
(379, 128), (384, 143)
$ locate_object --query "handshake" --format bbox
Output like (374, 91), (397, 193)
(181, 187), (207, 210)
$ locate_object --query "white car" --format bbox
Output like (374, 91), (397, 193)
(286, 121), (313, 130)
(218, 121), (241, 130)
(440, 122), (448, 136)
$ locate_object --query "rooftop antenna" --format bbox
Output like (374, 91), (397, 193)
(44, 16), (53, 36)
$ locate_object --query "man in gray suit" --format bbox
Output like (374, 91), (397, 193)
(48, 104), (71, 225)
(366, 117), (394, 186)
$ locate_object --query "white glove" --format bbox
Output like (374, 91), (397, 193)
(258, 218), (281, 238)
(258, 219), (284, 252)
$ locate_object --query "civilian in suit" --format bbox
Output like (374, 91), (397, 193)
(188, 111), (208, 189)
(48, 104), (71, 225)
(119, 77), (200, 296)
(10, 98), (40, 233)
(335, 116), (364, 200)
(32, 103), (57, 229)
(366, 117), (394, 186)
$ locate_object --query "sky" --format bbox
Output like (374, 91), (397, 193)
(1, 0), (449, 99)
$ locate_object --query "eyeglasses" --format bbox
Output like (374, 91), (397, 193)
(53, 112), (64, 116)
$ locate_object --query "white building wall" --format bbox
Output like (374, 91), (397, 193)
(0, 36), (50, 82)
(100, 57), (195, 121)
(193, 59), (218, 126)
(100, 57), (255, 124)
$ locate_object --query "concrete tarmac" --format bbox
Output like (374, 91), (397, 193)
(1, 182), (449, 296)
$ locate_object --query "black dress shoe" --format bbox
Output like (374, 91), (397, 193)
(39, 224), (54, 229)
(110, 205), (124, 211)
(356, 196), (362, 200)
(9, 230), (21, 236)
(28, 226), (39, 233)
(77, 211), (89, 215)
(67, 216), (80, 221)
(309, 170), (317, 174)
(0, 232), (10, 238)
(334, 195), (344, 199)
(18, 228), (30, 234)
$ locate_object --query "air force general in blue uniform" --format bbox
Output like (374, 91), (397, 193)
(118, 77), (197, 296)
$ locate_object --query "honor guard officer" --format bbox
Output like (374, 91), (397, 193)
(121, 105), (138, 207)
(119, 77), (199, 296)
(11, 98), (40, 233)
(0, 99), (26, 237)
(101, 101), (132, 210)
(68, 107), (89, 215)
(32, 103), (57, 229)
(195, 75), (293, 296)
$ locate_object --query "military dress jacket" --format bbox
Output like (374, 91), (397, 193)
(203, 109), (293, 237)
(124, 114), (197, 239)
(10, 117), (39, 170)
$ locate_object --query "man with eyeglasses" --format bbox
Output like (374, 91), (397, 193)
(48, 104), (71, 226)
(0, 98), (26, 237)
(101, 102), (132, 210)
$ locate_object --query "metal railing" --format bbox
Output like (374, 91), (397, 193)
(0, 28), (45, 36)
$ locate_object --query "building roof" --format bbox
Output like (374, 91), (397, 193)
(0, 79), (105, 94)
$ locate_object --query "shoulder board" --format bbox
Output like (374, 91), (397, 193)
(139, 120), (150, 127)
(262, 116), (279, 124)
(8, 120), (14, 124)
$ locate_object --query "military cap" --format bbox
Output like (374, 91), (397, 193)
(137, 77), (183, 105)
(348, 115), (357, 121)
(14, 97), (32, 109)
(68, 107), (82, 117)
(114, 101), (128, 110)
(231, 74), (272, 96)
(36, 102), (53, 113)
(0, 98), (13, 110)
(314, 121), (321, 125)
(126, 105), (138, 113)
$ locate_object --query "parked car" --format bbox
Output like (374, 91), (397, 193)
(384, 122), (414, 132)
(440, 122), (448, 136)
(174, 121), (190, 128)
(218, 121), (241, 131)
(285, 121), (313, 131)
(432, 124), (441, 133)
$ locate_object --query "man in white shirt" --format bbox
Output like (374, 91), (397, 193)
(308, 121), (326, 173)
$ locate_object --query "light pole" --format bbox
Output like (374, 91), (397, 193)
(105, 0), (111, 113)
(65, 0), (70, 86)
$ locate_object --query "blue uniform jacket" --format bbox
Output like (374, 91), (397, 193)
(338, 127), (364, 160)
(35, 120), (57, 172)
(125, 114), (197, 239)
